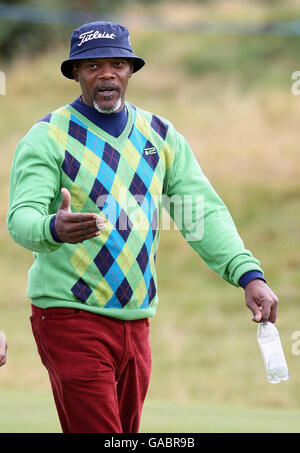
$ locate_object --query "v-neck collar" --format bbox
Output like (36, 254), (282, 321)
(66, 100), (134, 148)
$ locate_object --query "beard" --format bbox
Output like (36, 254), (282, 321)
(93, 86), (122, 114)
(93, 97), (122, 114)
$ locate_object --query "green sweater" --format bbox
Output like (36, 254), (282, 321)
(7, 101), (263, 320)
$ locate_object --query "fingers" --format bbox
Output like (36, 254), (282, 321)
(268, 294), (278, 323)
(0, 333), (7, 367)
(260, 302), (272, 323)
(0, 353), (6, 367)
(55, 213), (107, 243)
(247, 299), (275, 323)
(247, 301), (262, 323)
(61, 217), (106, 235)
(65, 218), (102, 233)
(64, 222), (105, 242)
(67, 213), (99, 223)
(0, 332), (6, 354)
(260, 288), (278, 323)
(55, 192), (108, 244)
(245, 280), (278, 324)
(68, 230), (101, 244)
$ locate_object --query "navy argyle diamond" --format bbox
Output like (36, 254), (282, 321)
(143, 140), (159, 171)
(94, 245), (114, 276)
(148, 276), (156, 303)
(136, 243), (149, 274)
(116, 209), (133, 241)
(71, 277), (92, 302)
(102, 143), (120, 173)
(129, 173), (148, 205)
(89, 178), (109, 206)
(151, 115), (168, 140)
(68, 120), (87, 146)
(116, 277), (133, 307)
(62, 150), (80, 182)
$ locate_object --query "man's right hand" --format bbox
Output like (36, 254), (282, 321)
(54, 188), (106, 244)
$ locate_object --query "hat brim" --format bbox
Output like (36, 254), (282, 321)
(61, 47), (145, 79)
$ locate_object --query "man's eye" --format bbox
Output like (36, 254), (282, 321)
(87, 64), (97, 69)
(114, 61), (124, 67)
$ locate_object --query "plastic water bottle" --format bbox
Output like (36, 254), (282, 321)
(257, 322), (290, 384)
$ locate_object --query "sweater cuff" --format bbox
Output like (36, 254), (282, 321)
(239, 270), (266, 289)
(49, 215), (63, 243)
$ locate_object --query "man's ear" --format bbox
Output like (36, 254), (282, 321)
(73, 62), (79, 82)
(129, 59), (134, 78)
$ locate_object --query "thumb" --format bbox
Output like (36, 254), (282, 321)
(59, 188), (72, 212)
(248, 301), (262, 323)
(252, 311), (262, 323)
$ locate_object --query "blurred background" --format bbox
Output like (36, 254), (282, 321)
(0, 0), (300, 433)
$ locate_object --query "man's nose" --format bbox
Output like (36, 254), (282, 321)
(98, 63), (115, 78)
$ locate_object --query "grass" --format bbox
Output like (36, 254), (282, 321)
(1, 0), (300, 432)
(0, 390), (60, 433)
(181, 34), (300, 91)
(141, 400), (300, 433)
(1, 390), (300, 433)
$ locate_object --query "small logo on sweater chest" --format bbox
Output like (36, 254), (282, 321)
(144, 146), (157, 155)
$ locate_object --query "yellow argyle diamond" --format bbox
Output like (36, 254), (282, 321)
(70, 183), (89, 212)
(82, 147), (101, 177)
(70, 244), (93, 275)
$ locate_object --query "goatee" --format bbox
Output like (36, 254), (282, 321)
(93, 96), (122, 114)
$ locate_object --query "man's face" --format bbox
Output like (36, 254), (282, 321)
(73, 58), (134, 113)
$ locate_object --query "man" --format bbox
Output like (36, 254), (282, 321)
(7, 21), (278, 433)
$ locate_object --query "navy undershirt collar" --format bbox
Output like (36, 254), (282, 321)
(70, 96), (128, 138)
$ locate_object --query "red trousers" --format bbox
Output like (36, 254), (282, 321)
(30, 305), (152, 433)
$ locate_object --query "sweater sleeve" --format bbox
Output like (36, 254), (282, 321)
(7, 128), (63, 253)
(163, 128), (264, 287)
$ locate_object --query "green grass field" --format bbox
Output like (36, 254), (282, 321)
(1, 390), (300, 433)
(1, 0), (300, 433)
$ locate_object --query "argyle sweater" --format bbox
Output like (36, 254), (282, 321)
(7, 101), (264, 320)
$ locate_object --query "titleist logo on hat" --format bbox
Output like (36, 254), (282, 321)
(78, 30), (116, 47)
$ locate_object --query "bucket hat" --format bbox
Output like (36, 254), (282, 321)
(61, 21), (145, 79)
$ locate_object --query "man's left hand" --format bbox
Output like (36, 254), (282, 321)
(0, 331), (7, 367)
(244, 279), (278, 323)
